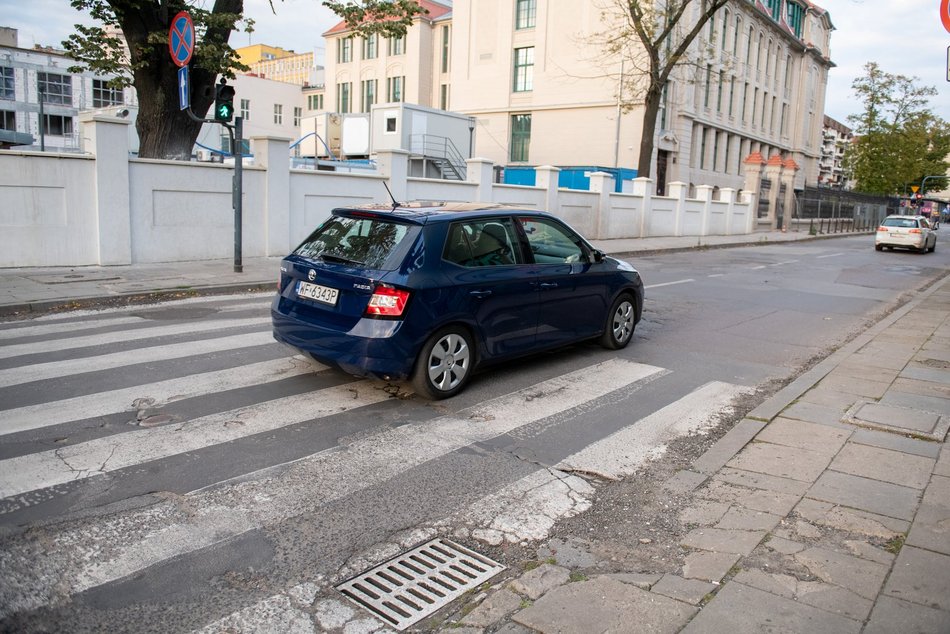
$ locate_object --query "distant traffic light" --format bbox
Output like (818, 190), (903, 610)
(214, 81), (235, 123)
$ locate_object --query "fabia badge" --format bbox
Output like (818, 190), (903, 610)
(308, 269), (316, 282)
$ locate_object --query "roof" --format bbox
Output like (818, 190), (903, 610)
(333, 201), (544, 223)
(324, 0), (453, 37)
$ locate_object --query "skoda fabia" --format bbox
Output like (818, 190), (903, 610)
(271, 203), (645, 399)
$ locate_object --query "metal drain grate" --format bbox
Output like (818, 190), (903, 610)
(336, 538), (506, 630)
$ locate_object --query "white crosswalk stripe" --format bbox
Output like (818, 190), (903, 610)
(0, 331), (274, 388)
(0, 298), (756, 629)
(0, 317), (270, 359)
(0, 356), (323, 437)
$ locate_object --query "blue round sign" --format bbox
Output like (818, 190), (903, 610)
(168, 11), (195, 68)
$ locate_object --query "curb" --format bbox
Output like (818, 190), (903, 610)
(606, 231), (874, 258)
(0, 282), (275, 318)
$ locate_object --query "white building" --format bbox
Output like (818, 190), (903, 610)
(0, 27), (136, 152)
(818, 114), (852, 188)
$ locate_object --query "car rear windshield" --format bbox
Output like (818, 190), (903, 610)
(294, 215), (414, 270)
(882, 217), (919, 228)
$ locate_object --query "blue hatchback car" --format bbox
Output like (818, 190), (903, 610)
(271, 203), (644, 399)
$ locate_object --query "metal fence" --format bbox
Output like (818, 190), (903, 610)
(796, 186), (898, 224)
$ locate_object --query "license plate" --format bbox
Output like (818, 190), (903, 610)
(296, 280), (339, 306)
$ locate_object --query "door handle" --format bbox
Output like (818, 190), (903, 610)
(539, 282), (558, 290)
(469, 290), (493, 298)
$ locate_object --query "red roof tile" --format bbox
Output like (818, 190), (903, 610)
(324, 0), (452, 36)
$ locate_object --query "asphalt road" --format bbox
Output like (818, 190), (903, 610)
(0, 232), (947, 632)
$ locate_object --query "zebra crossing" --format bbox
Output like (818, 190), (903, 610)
(0, 293), (753, 631)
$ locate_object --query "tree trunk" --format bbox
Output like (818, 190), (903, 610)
(114, 0), (240, 159)
(636, 84), (663, 179)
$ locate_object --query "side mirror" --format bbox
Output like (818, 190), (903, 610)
(592, 249), (605, 263)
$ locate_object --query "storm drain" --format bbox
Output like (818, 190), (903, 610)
(336, 538), (506, 630)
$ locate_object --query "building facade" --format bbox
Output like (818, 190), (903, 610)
(0, 27), (136, 152)
(321, 0), (833, 192)
(818, 114), (852, 188)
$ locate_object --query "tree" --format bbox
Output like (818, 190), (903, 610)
(603, 0), (729, 178)
(845, 61), (949, 196)
(63, 1), (426, 159)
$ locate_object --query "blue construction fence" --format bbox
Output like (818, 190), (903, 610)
(500, 166), (638, 193)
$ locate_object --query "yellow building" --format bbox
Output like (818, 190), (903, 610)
(235, 44), (296, 67)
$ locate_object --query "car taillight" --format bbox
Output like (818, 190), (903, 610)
(909, 228), (922, 234)
(877, 227), (888, 232)
(365, 285), (410, 317)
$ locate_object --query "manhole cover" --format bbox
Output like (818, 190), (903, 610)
(336, 538), (505, 630)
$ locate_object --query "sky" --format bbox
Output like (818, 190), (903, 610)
(3, 0), (950, 126)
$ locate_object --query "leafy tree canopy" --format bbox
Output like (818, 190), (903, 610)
(62, 1), (426, 159)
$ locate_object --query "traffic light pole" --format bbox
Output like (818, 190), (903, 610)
(185, 106), (243, 273)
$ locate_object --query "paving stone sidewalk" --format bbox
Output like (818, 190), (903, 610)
(434, 275), (950, 633)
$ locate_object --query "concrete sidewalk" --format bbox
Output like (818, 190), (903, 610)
(0, 229), (849, 317)
(450, 274), (950, 633)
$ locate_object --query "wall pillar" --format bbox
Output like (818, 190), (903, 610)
(781, 159), (800, 232)
(695, 184), (714, 236)
(251, 135), (292, 256)
(535, 165), (561, 213)
(764, 154), (784, 229)
(465, 157), (495, 202)
(719, 187), (736, 235)
(632, 177), (653, 238)
(588, 171), (615, 238)
(742, 152), (766, 233)
(80, 112), (132, 265)
(375, 149), (410, 202)
(668, 181), (688, 237)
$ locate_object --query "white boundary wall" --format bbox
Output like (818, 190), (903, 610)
(0, 115), (755, 267)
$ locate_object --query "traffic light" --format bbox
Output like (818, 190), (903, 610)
(214, 82), (235, 123)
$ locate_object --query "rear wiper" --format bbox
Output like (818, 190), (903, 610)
(318, 253), (364, 266)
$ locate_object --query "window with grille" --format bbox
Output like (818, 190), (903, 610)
(510, 113), (531, 162)
(274, 103), (283, 124)
(1, 67), (15, 100)
(92, 79), (122, 107)
(513, 47), (534, 92)
(515, 0), (536, 29)
(38, 72), (71, 105)
(240, 98), (250, 120)
(294, 106), (302, 126)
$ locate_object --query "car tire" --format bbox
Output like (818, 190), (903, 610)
(929, 241), (936, 253)
(599, 293), (636, 350)
(411, 326), (474, 399)
(875, 244), (883, 251)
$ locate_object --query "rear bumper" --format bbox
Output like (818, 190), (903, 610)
(271, 298), (419, 380)
(875, 234), (926, 249)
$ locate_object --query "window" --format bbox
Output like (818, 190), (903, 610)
(361, 79), (377, 112)
(441, 25), (450, 73)
(728, 77), (735, 116)
(337, 82), (352, 113)
(362, 34), (377, 60)
(440, 83), (450, 110)
(723, 135), (731, 174)
(716, 70), (724, 112)
(752, 88), (758, 125)
(721, 8), (729, 49)
(515, 0), (536, 29)
(733, 17), (741, 56)
(443, 219), (522, 267)
(659, 84), (668, 129)
(510, 113), (531, 162)
(784, 55), (793, 92)
(703, 64), (712, 108)
(713, 132), (720, 171)
(388, 35), (405, 56)
(240, 98), (250, 120)
(294, 106), (302, 127)
(386, 76), (404, 102)
(745, 27), (753, 65)
(699, 127), (707, 169)
(0, 110), (14, 130)
(513, 47), (534, 92)
(787, 2), (805, 37)
(43, 114), (73, 136)
(338, 37), (353, 63)
(781, 103), (788, 135)
(38, 72), (71, 105)
(92, 79), (122, 108)
(308, 94), (324, 110)
(742, 82), (749, 122)
(0, 67), (13, 100)
(520, 217), (584, 264)
(274, 103), (283, 125)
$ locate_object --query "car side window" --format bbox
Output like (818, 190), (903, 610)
(443, 218), (522, 267)
(519, 217), (586, 264)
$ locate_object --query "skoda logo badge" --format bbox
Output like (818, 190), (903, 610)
(308, 269), (316, 282)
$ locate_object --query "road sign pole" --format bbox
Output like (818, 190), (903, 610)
(233, 117), (243, 273)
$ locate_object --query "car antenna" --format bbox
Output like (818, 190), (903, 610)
(382, 181), (401, 212)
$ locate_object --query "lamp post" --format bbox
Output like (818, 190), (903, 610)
(38, 90), (45, 152)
